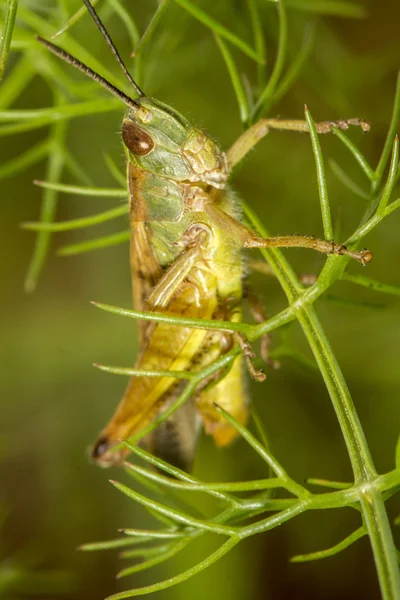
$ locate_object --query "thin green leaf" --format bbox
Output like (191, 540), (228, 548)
(91, 300), (254, 334)
(375, 71), (400, 185)
(250, 405), (271, 452)
(0, 99), (120, 123)
(212, 404), (296, 486)
(125, 445), (237, 506)
(120, 545), (170, 560)
(0, 0), (19, 81)
(253, 1), (287, 117)
(341, 273), (400, 297)
(79, 537), (151, 552)
(214, 34), (250, 125)
(125, 461), (283, 493)
(133, 0), (172, 57)
(0, 139), (50, 180)
(109, 0), (140, 47)
(123, 467), (210, 521)
(23, 205), (127, 232)
(58, 230), (130, 256)
(117, 540), (188, 579)
(291, 526), (366, 562)
(285, 0), (367, 18)
(332, 128), (374, 181)
(377, 136), (399, 215)
(124, 465), (168, 499)
(109, 480), (237, 536)
(272, 346), (318, 372)
(270, 21), (316, 108)
(247, 0), (267, 94)
(51, 0), (101, 39)
(307, 478), (352, 490)
(0, 98), (121, 139)
(105, 537), (239, 599)
(385, 197), (400, 216)
(94, 363), (196, 380)
(174, 0), (262, 63)
(322, 294), (385, 311)
(33, 181), (126, 197)
(345, 193), (400, 248)
(305, 106), (333, 240)
(121, 529), (186, 540)
(18, 5), (128, 93)
(0, 54), (35, 108)
(329, 159), (369, 199)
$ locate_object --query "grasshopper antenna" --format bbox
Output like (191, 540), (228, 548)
(36, 36), (141, 111)
(82, 0), (145, 98)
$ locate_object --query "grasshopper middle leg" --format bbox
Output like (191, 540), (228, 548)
(204, 202), (373, 265)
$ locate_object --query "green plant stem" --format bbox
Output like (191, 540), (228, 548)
(244, 208), (400, 598)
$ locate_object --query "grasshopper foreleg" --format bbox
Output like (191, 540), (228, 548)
(145, 245), (201, 310)
(227, 116), (370, 169)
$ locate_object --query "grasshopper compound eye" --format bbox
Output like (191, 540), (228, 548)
(122, 121), (154, 156)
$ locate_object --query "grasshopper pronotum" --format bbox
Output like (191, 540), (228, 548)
(37, 0), (372, 471)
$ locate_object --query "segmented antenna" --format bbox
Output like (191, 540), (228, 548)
(82, 0), (145, 97)
(36, 36), (141, 111)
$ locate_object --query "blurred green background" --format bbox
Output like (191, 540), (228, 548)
(1, 0), (399, 598)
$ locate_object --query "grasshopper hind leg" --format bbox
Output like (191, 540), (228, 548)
(245, 286), (280, 370)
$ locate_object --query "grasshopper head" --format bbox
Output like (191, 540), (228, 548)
(122, 98), (228, 189)
(36, 30), (227, 189)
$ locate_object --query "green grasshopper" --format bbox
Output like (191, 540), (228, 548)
(37, 0), (372, 471)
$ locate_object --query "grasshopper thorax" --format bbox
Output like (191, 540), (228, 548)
(122, 97), (228, 189)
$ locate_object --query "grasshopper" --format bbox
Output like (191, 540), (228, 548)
(37, 0), (372, 471)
